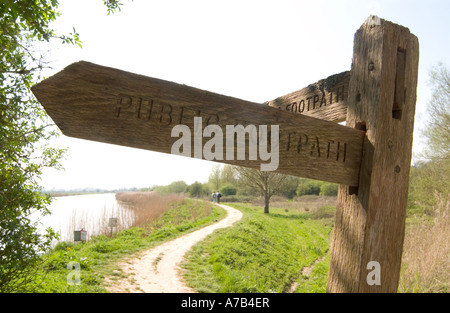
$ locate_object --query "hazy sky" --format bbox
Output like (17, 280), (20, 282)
(38, 0), (450, 190)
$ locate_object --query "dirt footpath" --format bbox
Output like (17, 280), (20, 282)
(106, 203), (242, 293)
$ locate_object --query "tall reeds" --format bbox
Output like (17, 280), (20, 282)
(115, 192), (185, 228)
(63, 192), (185, 241)
(66, 203), (134, 240)
(399, 192), (449, 292)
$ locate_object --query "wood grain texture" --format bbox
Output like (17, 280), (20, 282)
(31, 61), (365, 185)
(267, 71), (350, 123)
(327, 16), (419, 292)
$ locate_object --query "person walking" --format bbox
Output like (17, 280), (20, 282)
(216, 192), (222, 203)
(212, 192), (217, 203)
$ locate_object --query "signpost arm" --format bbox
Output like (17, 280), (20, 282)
(327, 16), (419, 292)
(31, 61), (365, 186)
(266, 71), (350, 123)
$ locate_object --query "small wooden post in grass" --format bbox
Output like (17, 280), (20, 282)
(326, 16), (419, 292)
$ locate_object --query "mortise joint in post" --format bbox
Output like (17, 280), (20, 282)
(393, 48), (406, 120)
(349, 121), (367, 196)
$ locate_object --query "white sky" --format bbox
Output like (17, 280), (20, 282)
(39, 0), (450, 190)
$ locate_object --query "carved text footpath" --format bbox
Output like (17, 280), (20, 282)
(282, 84), (346, 114)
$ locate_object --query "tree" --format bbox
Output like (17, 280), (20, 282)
(167, 180), (188, 194)
(151, 180), (187, 195)
(278, 176), (299, 199)
(234, 167), (289, 213)
(319, 182), (338, 196)
(423, 62), (450, 161)
(0, 0), (126, 292)
(208, 164), (222, 192)
(188, 181), (204, 198)
(408, 62), (450, 211)
(221, 165), (238, 186)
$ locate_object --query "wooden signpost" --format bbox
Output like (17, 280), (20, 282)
(32, 16), (419, 292)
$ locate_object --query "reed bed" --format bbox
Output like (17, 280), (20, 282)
(63, 192), (185, 241)
(399, 193), (449, 292)
(115, 191), (185, 227)
(65, 203), (134, 240)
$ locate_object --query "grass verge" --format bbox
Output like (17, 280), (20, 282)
(181, 202), (334, 293)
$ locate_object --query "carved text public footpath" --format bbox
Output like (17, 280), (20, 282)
(115, 93), (348, 171)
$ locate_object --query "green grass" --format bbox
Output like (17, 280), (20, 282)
(29, 198), (226, 293)
(181, 203), (334, 293)
(294, 254), (330, 293)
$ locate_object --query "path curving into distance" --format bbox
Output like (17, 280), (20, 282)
(106, 203), (242, 293)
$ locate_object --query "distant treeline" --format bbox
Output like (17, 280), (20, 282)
(42, 187), (147, 197)
(148, 166), (339, 200)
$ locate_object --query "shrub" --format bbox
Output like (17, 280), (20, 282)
(319, 183), (338, 196)
(220, 184), (237, 196)
(54, 241), (74, 251)
(188, 181), (204, 198)
(297, 179), (321, 196)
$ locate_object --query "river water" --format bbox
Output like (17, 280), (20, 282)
(35, 193), (135, 243)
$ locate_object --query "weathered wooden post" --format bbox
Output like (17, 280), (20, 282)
(327, 16), (419, 292)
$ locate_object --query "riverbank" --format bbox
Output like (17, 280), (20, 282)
(28, 197), (226, 292)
